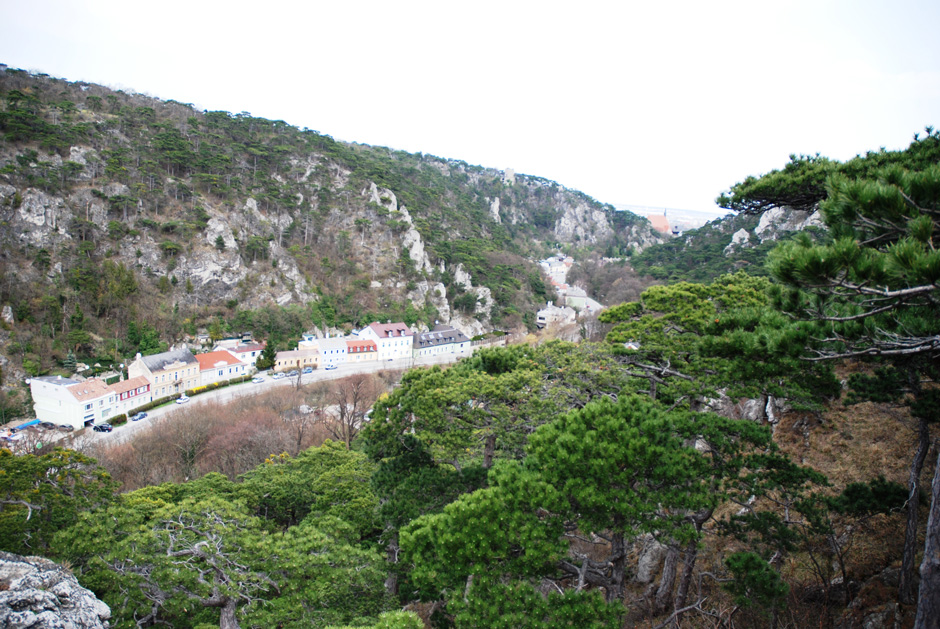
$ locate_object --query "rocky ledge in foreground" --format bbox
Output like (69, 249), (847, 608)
(0, 551), (110, 628)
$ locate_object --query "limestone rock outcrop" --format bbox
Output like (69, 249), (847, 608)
(0, 551), (111, 628)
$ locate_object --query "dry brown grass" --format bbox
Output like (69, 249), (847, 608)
(87, 373), (397, 492)
(620, 361), (933, 628)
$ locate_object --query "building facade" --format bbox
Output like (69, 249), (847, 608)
(360, 322), (414, 360)
(128, 348), (200, 398)
(274, 348), (320, 372)
(346, 339), (378, 363)
(413, 325), (471, 358)
(196, 350), (248, 385)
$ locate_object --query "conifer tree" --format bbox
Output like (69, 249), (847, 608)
(727, 150), (940, 623)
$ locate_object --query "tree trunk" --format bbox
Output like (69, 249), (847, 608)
(914, 449), (940, 629)
(655, 545), (679, 612)
(219, 598), (240, 629)
(385, 533), (400, 596)
(607, 533), (626, 604)
(482, 433), (496, 469)
(675, 509), (711, 618)
(901, 418), (931, 604)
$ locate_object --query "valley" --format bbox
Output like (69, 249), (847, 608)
(1, 65), (939, 629)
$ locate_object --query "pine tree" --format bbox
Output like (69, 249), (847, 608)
(764, 164), (940, 623)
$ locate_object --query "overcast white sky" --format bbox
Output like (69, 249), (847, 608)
(2, 0), (938, 217)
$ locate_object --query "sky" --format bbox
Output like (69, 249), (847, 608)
(2, 0), (938, 218)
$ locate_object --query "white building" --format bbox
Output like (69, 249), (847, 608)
(222, 342), (266, 369)
(195, 350), (248, 385)
(30, 374), (155, 429)
(108, 376), (153, 417)
(413, 325), (471, 358)
(318, 337), (349, 368)
(535, 302), (577, 328)
(359, 322), (414, 361)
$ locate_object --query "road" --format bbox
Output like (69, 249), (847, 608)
(67, 351), (470, 449)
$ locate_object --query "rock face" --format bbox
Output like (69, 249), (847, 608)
(553, 200), (614, 244)
(754, 207), (823, 242)
(0, 551), (111, 628)
(723, 228), (753, 255)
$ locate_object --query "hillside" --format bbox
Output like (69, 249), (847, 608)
(0, 65), (662, 409)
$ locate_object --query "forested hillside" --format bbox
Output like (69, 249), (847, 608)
(1, 62), (939, 629)
(0, 65), (661, 415)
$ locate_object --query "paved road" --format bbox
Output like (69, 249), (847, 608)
(68, 351), (470, 449)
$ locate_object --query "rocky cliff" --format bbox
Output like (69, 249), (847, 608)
(0, 66), (666, 397)
(0, 551), (111, 628)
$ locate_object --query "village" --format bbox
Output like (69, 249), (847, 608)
(5, 255), (603, 442)
(9, 321), (505, 436)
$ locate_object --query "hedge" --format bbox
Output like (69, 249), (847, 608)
(184, 374), (252, 397)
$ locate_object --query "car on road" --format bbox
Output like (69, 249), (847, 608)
(324, 364), (337, 371)
(92, 423), (113, 432)
(58, 424), (74, 432)
(271, 373), (285, 380)
(251, 376), (265, 384)
(175, 395), (190, 404)
(302, 367), (313, 374)
(39, 421), (56, 430)
(287, 370), (299, 377)
(131, 412), (148, 422)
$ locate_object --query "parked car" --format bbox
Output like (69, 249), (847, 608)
(39, 421), (56, 430)
(324, 364), (338, 371)
(271, 373), (285, 380)
(175, 395), (190, 404)
(131, 412), (148, 422)
(251, 376), (265, 384)
(302, 367), (313, 374)
(92, 423), (113, 432)
(58, 424), (74, 432)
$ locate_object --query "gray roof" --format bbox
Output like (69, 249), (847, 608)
(416, 325), (470, 348)
(31, 375), (79, 386)
(138, 348), (198, 372)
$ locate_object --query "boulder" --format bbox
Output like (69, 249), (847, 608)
(0, 551), (111, 628)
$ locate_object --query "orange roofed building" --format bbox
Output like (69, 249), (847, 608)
(195, 350), (248, 386)
(646, 213), (671, 234)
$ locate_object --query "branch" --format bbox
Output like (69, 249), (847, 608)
(653, 597), (708, 629)
(0, 499), (40, 520)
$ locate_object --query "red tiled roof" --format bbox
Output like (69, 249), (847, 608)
(368, 322), (413, 338)
(196, 350), (243, 370)
(66, 378), (111, 401)
(346, 339), (377, 351)
(108, 376), (150, 395)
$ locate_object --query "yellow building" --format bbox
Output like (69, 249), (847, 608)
(128, 348), (200, 398)
(274, 348), (320, 372)
(346, 338), (378, 362)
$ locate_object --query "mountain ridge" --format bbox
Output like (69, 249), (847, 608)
(0, 65), (662, 410)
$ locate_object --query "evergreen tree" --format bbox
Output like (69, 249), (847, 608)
(749, 162), (940, 622)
